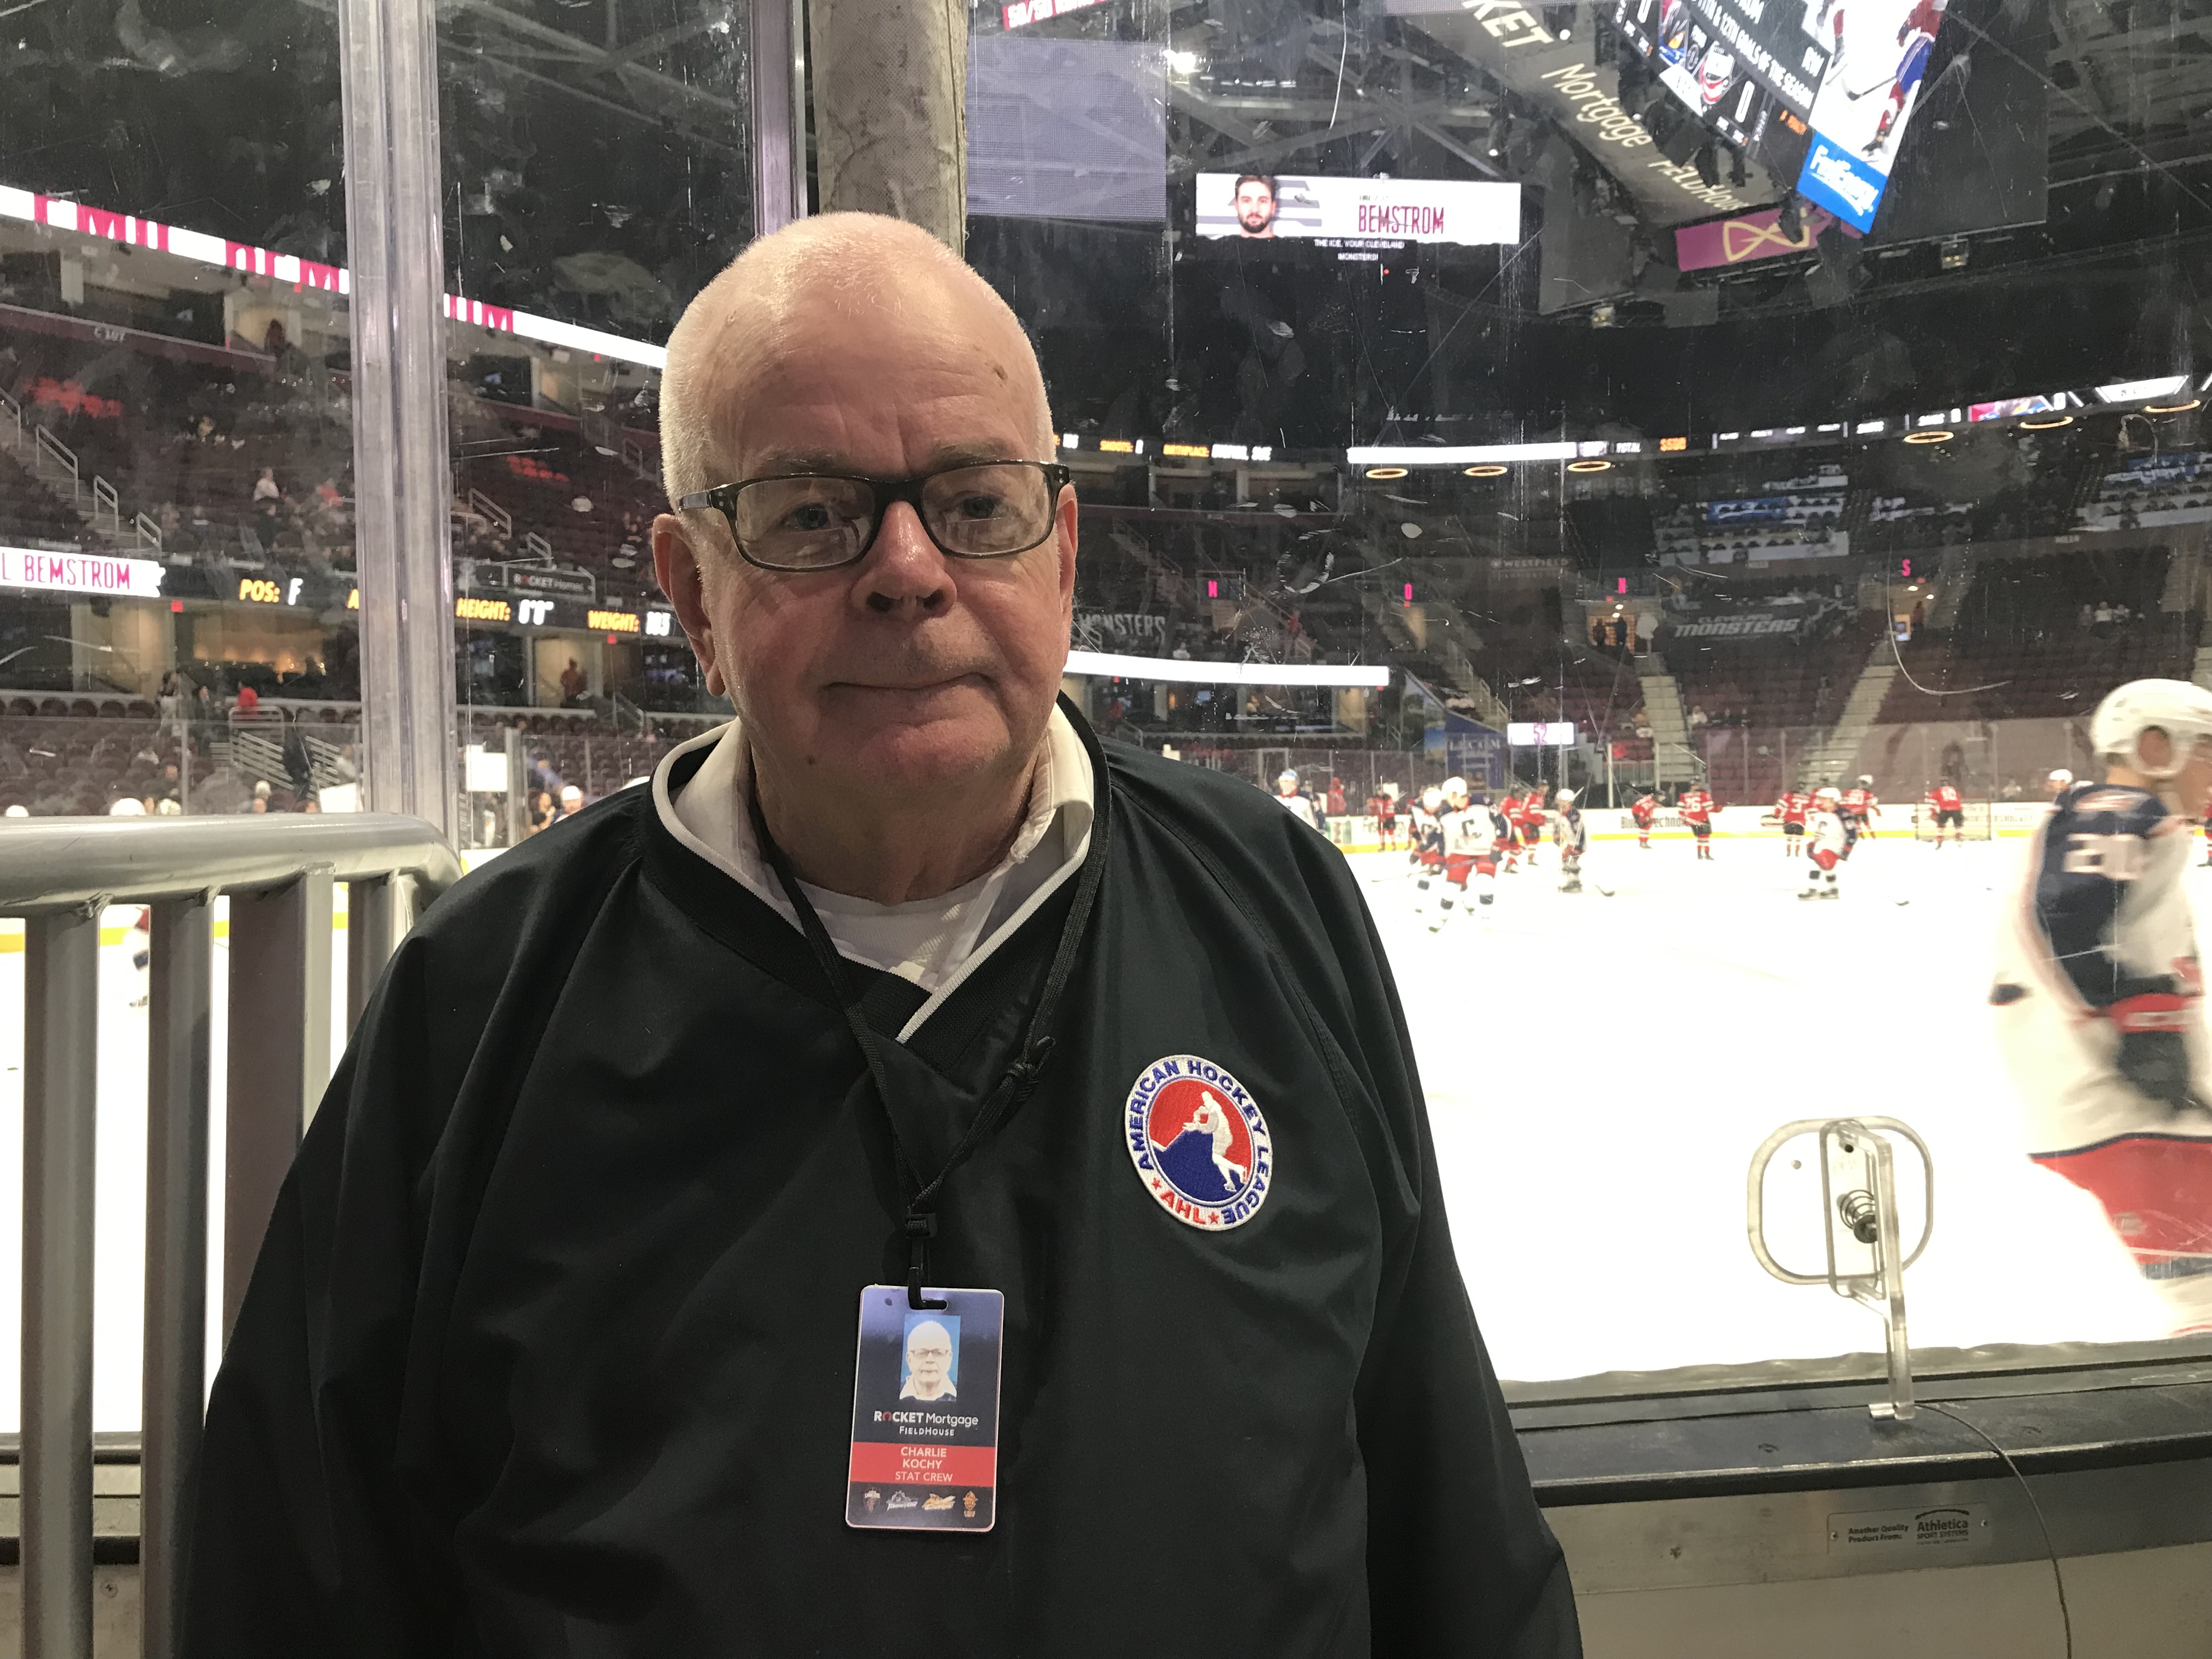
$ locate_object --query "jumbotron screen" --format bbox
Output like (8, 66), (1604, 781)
(1194, 173), (1521, 249)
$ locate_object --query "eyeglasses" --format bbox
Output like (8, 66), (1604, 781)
(676, 460), (1073, 573)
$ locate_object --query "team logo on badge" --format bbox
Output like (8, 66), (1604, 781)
(1124, 1055), (1273, 1229)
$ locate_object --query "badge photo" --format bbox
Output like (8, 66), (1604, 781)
(1124, 1054), (1274, 1230)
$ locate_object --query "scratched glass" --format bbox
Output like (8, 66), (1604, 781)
(966, 0), (2212, 1390)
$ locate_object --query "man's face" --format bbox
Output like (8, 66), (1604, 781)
(1234, 180), (1277, 235)
(906, 1322), (953, 1394)
(2176, 740), (2212, 819)
(653, 284), (1076, 805)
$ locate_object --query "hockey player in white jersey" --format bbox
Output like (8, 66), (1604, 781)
(1430, 777), (1503, 931)
(1799, 787), (1847, 900)
(1553, 789), (1588, 894)
(1273, 768), (1323, 830)
(1992, 680), (2212, 1334)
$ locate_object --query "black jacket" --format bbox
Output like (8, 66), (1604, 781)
(183, 716), (1578, 1657)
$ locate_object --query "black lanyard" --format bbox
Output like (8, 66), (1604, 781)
(748, 702), (1110, 1310)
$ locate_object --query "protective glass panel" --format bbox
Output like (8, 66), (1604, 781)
(969, 0), (2212, 1385)
(439, 0), (750, 848)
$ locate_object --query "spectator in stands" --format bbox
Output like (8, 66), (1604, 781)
(528, 789), (555, 835)
(2094, 601), (2115, 635)
(249, 797), (268, 814)
(236, 685), (260, 716)
(253, 467), (282, 504)
(552, 782), (584, 822)
(1688, 704), (1709, 729)
(559, 658), (587, 706)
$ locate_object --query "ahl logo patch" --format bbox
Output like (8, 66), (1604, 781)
(1124, 1055), (1273, 1230)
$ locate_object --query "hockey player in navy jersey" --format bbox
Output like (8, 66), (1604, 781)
(1799, 787), (1847, 900)
(1409, 785), (1448, 916)
(1992, 679), (2212, 1335)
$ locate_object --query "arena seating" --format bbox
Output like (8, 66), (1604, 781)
(1875, 547), (2193, 722)
(0, 448), (87, 545)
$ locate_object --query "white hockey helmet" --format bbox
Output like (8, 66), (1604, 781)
(2090, 679), (2212, 780)
(1815, 786), (1841, 804)
(2047, 768), (2073, 786)
(1441, 775), (1468, 800)
(1554, 788), (1576, 806)
(1420, 786), (1444, 811)
(1277, 769), (1301, 790)
(1857, 775), (1874, 787)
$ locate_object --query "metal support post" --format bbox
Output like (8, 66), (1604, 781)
(504, 725), (527, 848)
(809, 0), (965, 251)
(347, 872), (394, 1036)
(23, 909), (99, 1659)
(142, 898), (213, 1659)
(340, 0), (457, 840)
(753, 0), (811, 236)
(224, 870), (334, 1341)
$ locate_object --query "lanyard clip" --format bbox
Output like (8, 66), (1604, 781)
(904, 1212), (946, 1311)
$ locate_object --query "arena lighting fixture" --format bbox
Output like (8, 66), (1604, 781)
(2019, 415), (2075, 430)
(1567, 458), (1613, 472)
(1364, 466), (1410, 479)
(2146, 398), (2203, 415)
(1463, 464), (1509, 477)
(1902, 429), (1954, 444)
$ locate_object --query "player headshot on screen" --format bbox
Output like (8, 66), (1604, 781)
(1233, 174), (1279, 238)
(901, 1320), (958, 1402)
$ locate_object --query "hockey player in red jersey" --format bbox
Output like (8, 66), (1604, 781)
(1679, 784), (1717, 860)
(1630, 789), (1658, 850)
(1993, 679), (2212, 1335)
(1841, 776), (1881, 842)
(1517, 789), (1547, 866)
(1926, 777), (1966, 847)
(1776, 788), (1810, 856)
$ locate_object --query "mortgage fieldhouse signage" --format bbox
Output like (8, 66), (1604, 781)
(0, 546), (165, 599)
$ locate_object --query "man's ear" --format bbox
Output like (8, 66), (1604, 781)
(653, 514), (726, 698)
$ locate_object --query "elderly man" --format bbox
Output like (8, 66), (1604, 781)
(185, 214), (1576, 1655)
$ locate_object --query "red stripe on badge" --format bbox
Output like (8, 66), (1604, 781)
(848, 1441), (998, 1487)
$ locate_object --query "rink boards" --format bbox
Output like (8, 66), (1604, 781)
(0, 830), (2192, 1432)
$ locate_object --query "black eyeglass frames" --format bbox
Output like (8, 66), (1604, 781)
(675, 460), (1074, 573)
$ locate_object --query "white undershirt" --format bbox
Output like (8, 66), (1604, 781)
(652, 709), (1094, 1029)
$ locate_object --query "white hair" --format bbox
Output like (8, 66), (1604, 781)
(659, 212), (1054, 514)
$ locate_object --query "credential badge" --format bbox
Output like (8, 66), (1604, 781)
(1124, 1055), (1273, 1230)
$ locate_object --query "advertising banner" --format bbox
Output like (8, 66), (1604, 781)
(1795, 0), (1949, 232)
(1675, 202), (1846, 270)
(0, 546), (166, 599)
(1193, 173), (1520, 245)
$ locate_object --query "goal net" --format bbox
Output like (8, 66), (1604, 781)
(1911, 800), (1993, 841)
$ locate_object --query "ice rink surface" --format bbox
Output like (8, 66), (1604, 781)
(0, 828), (2190, 1431)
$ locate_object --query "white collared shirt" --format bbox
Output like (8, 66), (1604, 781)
(653, 708), (1094, 1028)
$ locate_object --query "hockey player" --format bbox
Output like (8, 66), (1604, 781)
(1374, 784), (1401, 850)
(1519, 789), (1548, 866)
(1409, 786), (1448, 913)
(1679, 783), (1717, 860)
(1554, 789), (1588, 894)
(1841, 776), (1882, 841)
(1799, 787), (1847, 900)
(1861, 0), (1942, 160)
(2047, 768), (2074, 802)
(1776, 787), (1811, 856)
(1630, 789), (1658, 850)
(1926, 777), (1966, 848)
(1431, 778), (1504, 930)
(1274, 769), (1323, 831)
(1992, 679), (2212, 1334)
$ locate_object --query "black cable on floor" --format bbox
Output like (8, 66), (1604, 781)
(1919, 1401), (2074, 1659)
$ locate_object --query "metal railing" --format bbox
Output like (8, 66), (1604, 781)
(33, 427), (81, 503)
(91, 476), (120, 535)
(135, 510), (165, 552)
(465, 486), (513, 539)
(1, 814), (463, 1659)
